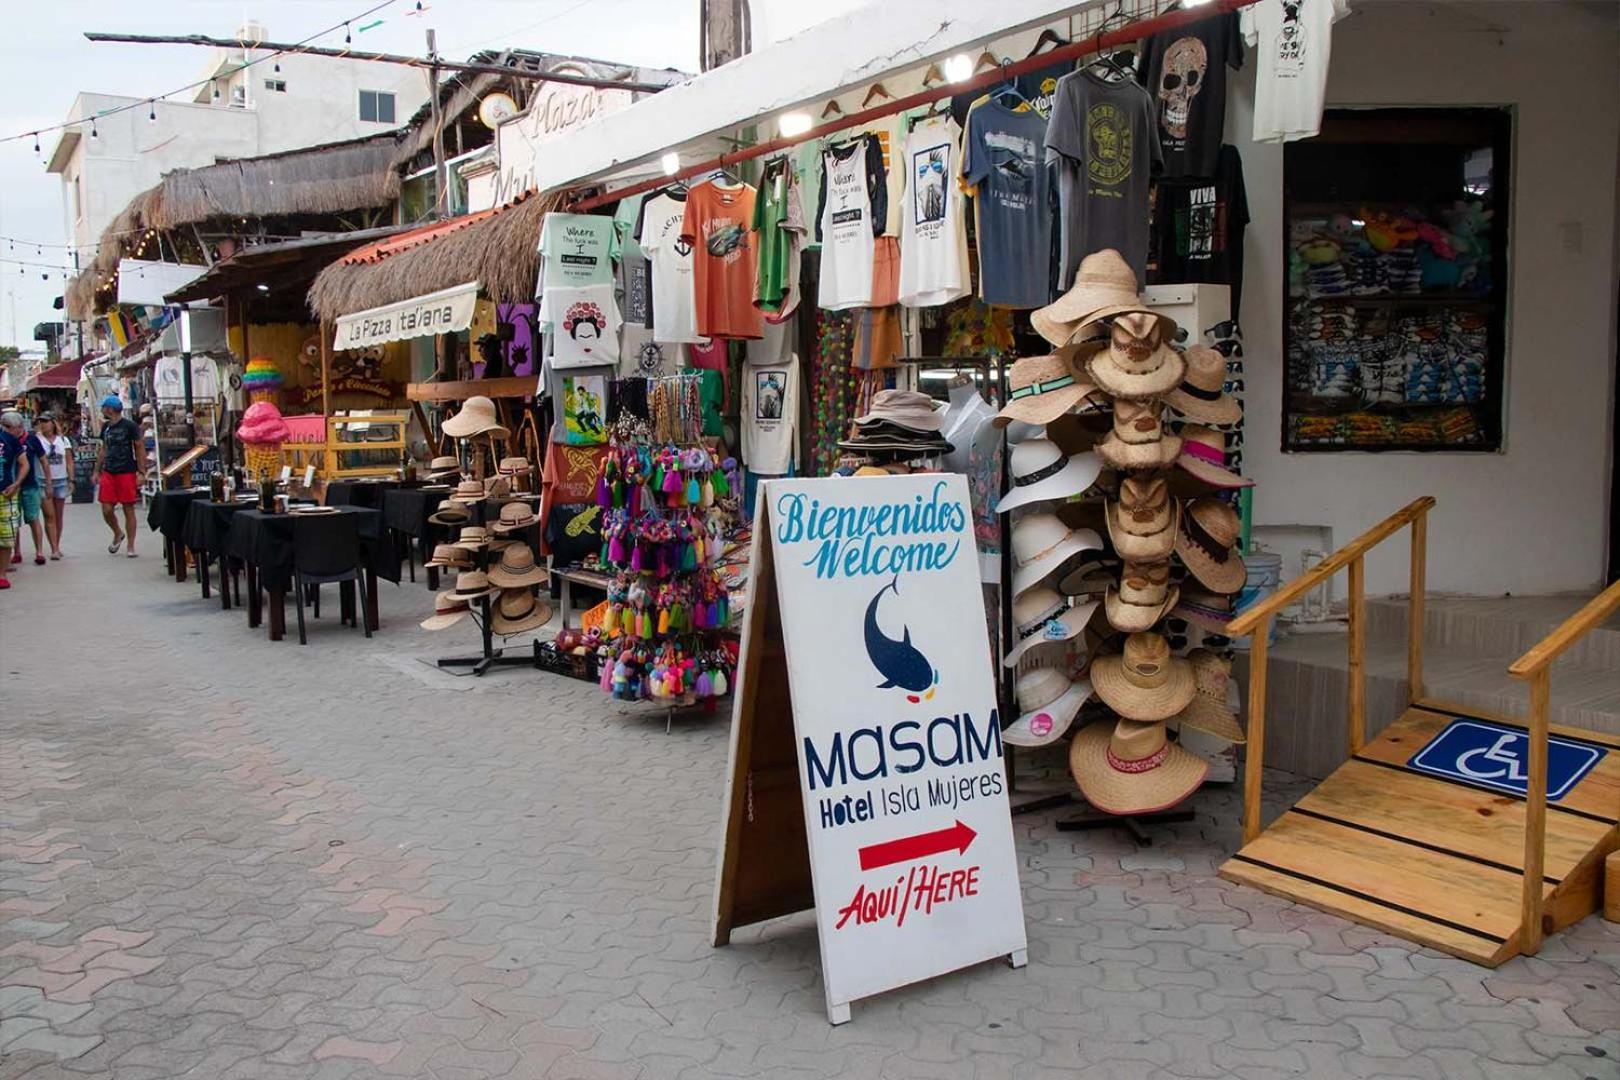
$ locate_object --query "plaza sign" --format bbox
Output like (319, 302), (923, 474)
(714, 475), (1028, 1025)
(490, 79), (635, 207)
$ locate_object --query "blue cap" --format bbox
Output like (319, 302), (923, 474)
(101, 395), (123, 411)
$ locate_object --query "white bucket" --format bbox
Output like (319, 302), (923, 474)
(1230, 551), (1283, 650)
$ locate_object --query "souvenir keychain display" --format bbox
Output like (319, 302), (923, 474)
(595, 413), (737, 706)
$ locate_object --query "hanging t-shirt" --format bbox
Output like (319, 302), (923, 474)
(680, 181), (765, 340)
(898, 116), (971, 308)
(752, 156), (807, 315)
(850, 114), (907, 237)
(548, 284), (623, 369)
(1046, 70), (1162, 289)
(636, 191), (706, 345)
(617, 324), (684, 379)
(1138, 11), (1244, 178)
(1149, 144), (1251, 317)
(816, 137), (882, 311)
(612, 193), (652, 328)
(1241, 0), (1351, 143)
(741, 351), (800, 476)
(961, 98), (1053, 309)
(560, 372), (610, 446)
(1018, 56), (1077, 119)
(536, 212), (615, 326)
(542, 359), (617, 443)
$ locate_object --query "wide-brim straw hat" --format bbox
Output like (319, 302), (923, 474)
(424, 455), (462, 479)
(854, 389), (944, 433)
(497, 456), (532, 476)
(995, 348), (1097, 428)
(1104, 480), (1180, 561)
(487, 546), (548, 588)
(996, 443), (1102, 514)
(1091, 632), (1195, 720)
(1087, 314), (1186, 401)
(451, 527), (493, 551)
(442, 395), (509, 438)
(1005, 670), (1092, 747)
(420, 597), (471, 631)
(424, 542), (474, 570)
(1003, 587), (1101, 667)
(1176, 425), (1253, 490)
(1165, 346), (1242, 426)
(1173, 588), (1237, 635)
(1097, 429), (1183, 471)
(1069, 717), (1208, 815)
(491, 504), (540, 535)
(446, 480), (488, 506)
(1058, 556), (1119, 598)
(1175, 498), (1247, 595)
(1173, 650), (1246, 743)
(1104, 581), (1180, 633)
(428, 504), (472, 526)
(1032, 249), (1171, 347)
(491, 588), (553, 635)
(1012, 516), (1104, 597)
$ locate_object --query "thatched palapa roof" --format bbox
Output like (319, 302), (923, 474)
(308, 189), (562, 321)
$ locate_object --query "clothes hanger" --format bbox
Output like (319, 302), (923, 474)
(972, 49), (1002, 75)
(1026, 27), (1066, 57)
(861, 82), (893, 108)
(820, 98), (844, 120)
(992, 61), (1033, 109)
(920, 61), (947, 88)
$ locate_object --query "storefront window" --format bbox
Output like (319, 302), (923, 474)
(1282, 108), (1510, 452)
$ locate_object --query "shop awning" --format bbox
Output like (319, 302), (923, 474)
(333, 281), (480, 349)
(163, 225), (411, 308)
(25, 357), (86, 390)
(527, 0), (1107, 193)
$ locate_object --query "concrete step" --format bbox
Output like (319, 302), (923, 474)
(1237, 630), (1620, 780)
(1363, 593), (1620, 676)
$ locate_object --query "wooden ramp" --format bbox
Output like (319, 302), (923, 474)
(1221, 704), (1620, 966)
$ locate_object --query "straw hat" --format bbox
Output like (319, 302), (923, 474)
(424, 454), (462, 480)
(854, 389), (944, 434)
(1090, 632), (1195, 720)
(441, 395), (509, 438)
(484, 475), (512, 499)
(1097, 399), (1183, 471)
(490, 501), (539, 535)
(1165, 346), (1241, 426)
(1175, 425), (1253, 489)
(497, 456), (532, 476)
(487, 543), (548, 588)
(446, 479), (488, 506)
(451, 525), (494, 551)
(996, 441), (1101, 514)
(1175, 497), (1247, 595)
(420, 592), (472, 631)
(1003, 586), (1101, 667)
(1004, 667), (1092, 747)
(491, 588), (553, 635)
(428, 502), (472, 526)
(1086, 312), (1186, 401)
(852, 466), (891, 477)
(1068, 716), (1209, 815)
(1172, 587), (1237, 634)
(1173, 648), (1246, 743)
(1011, 513), (1104, 596)
(424, 542), (474, 570)
(1104, 559), (1181, 633)
(445, 569), (501, 602)
(994, 351), (1095, 428)
(1058, 556), (1119, 598)
(1104, 475), (1179, 560)
(1032, 249), (1168, 347)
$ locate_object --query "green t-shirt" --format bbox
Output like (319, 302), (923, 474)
(751, 158), (803, 314)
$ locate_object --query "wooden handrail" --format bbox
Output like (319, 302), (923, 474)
(1227, 497), (1435, 637)
(1507, 578), (1620, 678)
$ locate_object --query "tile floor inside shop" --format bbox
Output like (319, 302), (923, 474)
(2, 505), (1616, 1080)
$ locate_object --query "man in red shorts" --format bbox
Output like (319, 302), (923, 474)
(93, 396), (147, 557)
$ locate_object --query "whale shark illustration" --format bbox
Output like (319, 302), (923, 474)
(863, 576), (938, 703)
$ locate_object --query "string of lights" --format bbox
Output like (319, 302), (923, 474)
(6, 0), (401, 150)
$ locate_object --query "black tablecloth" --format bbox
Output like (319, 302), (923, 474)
(182, 499), (260, 555)
(226, 507), (399, 589)
(147, 489), (209, 542)
(326, 479), (406, 509)
(382, 487), (453, 562)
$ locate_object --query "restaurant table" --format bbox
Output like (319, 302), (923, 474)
(182, 498), (262, 609)
(381, 486), (455, 588)
(227, 506), (399, 640)
(325, 478), (431, 510)
(146, 488), (209, 582)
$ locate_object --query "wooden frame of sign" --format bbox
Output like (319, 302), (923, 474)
(713, 476), (1028, 1026)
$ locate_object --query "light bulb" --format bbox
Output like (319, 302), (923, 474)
(777, 112), (812, 137)
(661, 151), (680, 176)
(944, 53), (973, 82)
(148, 102), (156, 122)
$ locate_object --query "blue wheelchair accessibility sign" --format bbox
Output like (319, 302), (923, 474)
(1407, 719), (1606, 802)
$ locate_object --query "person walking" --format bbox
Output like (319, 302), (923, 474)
(93, 396), (146, 557)
(33, 412), (72, 560)
(0, 411), (31, 588)
(17, 414), (48, 566)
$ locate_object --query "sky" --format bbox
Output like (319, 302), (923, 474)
(0, 0), (863, 354)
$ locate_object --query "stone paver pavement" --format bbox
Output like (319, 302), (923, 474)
(2, 505), (1616, 1079)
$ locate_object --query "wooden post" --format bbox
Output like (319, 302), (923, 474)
(1520, 667), (1551, 955)
(320, 320), (333, 477)
(1242, 619), (1270, 844)
(1408, 511), (1427, 704)
(1348, 554), (1366, 756)
(425, 30), (446, 218)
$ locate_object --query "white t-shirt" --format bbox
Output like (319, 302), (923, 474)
(818, 140), (877, 310)
(535, 212), (616, 327)
(742, 350), (799, 476)
(547, 284), (622, 369)
(898, 117), (972, 308)
(1241, 0), (1351, 143)
(617, 324), (686, 379)
(637, 194), (707, 344)
(38, 434), (72, 478)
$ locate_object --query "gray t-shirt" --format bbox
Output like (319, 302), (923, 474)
(1046, 70), (1162, 289)
(962, 99), (1055, 309)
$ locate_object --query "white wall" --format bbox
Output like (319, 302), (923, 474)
(1232, 0), (1619, 597)
(216, 50), (428, 153)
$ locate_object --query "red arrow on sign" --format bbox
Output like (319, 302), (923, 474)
(858, 819), (977, 871)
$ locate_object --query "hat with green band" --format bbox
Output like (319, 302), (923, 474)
(994, 346), (1099, 428)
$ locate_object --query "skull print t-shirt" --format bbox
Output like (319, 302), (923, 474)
(1137, 10), (1244, 178)
(1045, 70), (1162, 289)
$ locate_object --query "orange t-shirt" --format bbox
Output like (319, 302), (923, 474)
(679, 182), (764, 340)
